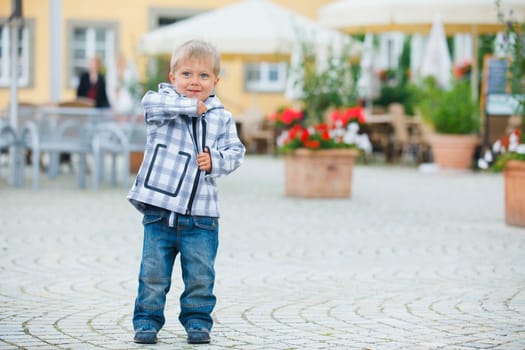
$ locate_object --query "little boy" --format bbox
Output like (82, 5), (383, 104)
(128, 39), (245, 345)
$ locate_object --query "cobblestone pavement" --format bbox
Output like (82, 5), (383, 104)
(1, 155), (525, 350)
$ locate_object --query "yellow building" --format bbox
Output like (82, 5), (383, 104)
(0, 0), (336, 117)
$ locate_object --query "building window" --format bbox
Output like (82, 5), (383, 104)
(67, 21), (117, 88)
(245, 62), (287, 92)
(0, 19), (33, 87)
(148, 7), (203, 29)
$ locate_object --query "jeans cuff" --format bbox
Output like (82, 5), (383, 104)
(134, 322), (159, 333)
(185, 320), (210, 331)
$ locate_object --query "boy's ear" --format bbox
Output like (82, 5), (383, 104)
(168, 71), (175, 84)
(214, 76), (220, 85)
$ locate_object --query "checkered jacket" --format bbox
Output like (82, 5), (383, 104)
(128, 83), (245, 217)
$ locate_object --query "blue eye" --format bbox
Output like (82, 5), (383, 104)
(200, 73), (209, 79)
(182, 71), (191, 77)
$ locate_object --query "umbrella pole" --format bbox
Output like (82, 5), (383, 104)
(8, 16), (23, 187)
(470, 25), (485, 149)
(470, 25), (479, 102)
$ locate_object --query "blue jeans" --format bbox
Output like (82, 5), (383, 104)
(132, 205), (219, 333)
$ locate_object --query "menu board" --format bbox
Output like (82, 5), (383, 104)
(481, 55), (510, 114)
(485, 57), (508, 94)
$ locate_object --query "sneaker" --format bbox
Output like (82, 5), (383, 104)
(133, 330), (158, 344)
(187, 328), (211, 344)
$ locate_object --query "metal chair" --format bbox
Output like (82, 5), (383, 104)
(239, 107), (275, 154)
(20, 106), (112, 189)
(91, 112), (146, 190)
(0, 119), (20, 184)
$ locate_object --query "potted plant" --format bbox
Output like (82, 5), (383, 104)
(476, 1), (525, 227)
(278, 41), (368, 198)
(478, 130), (525, 227)
(416, 77), (480, 170)
(277, 112), (371, 198)
(498, 132), (525, 227)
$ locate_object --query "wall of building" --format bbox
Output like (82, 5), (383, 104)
(0, 0), (334, 118)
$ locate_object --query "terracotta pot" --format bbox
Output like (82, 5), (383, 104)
(504, 160), (525, 227)
(428, 134), (479, 170)
(129, 151), (144, 174)
(284, 148), (359, 198)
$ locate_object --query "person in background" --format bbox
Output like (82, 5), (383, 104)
(107, 53), (142, 116)
(128, 39), (245, 345)
(76, 56), (110, 108)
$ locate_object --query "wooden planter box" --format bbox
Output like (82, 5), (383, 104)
(284, 148), (359, 198)
(428, 134), (479, 170)
(504, 160), (525, 227)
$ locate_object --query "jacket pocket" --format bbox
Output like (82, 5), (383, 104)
(145, 144), (191, 197)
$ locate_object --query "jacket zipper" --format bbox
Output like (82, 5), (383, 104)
(185, 117), (206, 215)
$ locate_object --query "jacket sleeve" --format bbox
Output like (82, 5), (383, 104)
(142, 89), (198, 126)
(207, 111), (245, 178)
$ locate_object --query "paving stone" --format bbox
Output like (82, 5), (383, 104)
(1, 156), (524, 349)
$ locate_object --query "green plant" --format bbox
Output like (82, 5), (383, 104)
(477, 2), (525, 171)
(416, 77), (480, 134)
(496, 0), (525, 118)
(290, 41), (358, 125)
(373, 84), (417, 115)
(141, 56), (170, 92)
(372, 36), (416, 115)
(493, 149), (525, 171)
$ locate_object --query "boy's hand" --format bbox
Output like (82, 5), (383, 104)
(197, 148), (212, 172)
(197, 101), (208, 116)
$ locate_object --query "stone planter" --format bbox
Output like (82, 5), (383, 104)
(504, 160), (525, 227)
(428, 134), (479, 170)
(284, 148), (359, 198)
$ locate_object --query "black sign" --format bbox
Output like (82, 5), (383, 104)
(486, 58), (508, 95)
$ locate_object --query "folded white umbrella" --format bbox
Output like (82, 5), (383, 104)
(357, 33), (381, 101)
(418, 16), (453, 89)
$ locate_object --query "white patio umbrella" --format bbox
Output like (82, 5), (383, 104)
(140, 0), (360, 105)
(319, 0), (525, 98)
(318, 0), (525, 35)
(418, 16), (453, 89)
(139, 0), (356, 57)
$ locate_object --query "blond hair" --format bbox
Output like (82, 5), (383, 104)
(170, 40), (221, 76)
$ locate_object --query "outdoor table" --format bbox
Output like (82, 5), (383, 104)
(20, 106), (114, 189)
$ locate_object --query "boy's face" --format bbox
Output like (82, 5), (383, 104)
(169, 58), (219, 102)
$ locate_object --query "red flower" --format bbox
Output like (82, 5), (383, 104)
(343, 106), (366, 124)
(299, 128), (310, 143)
(268, 107), (304, 127)
(304, 140), (321, 149)
(500, 130), (521, 149)
(330, 106), (366, 127)
(287, 124), (302, 139)
(454, 60), (472, 80)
